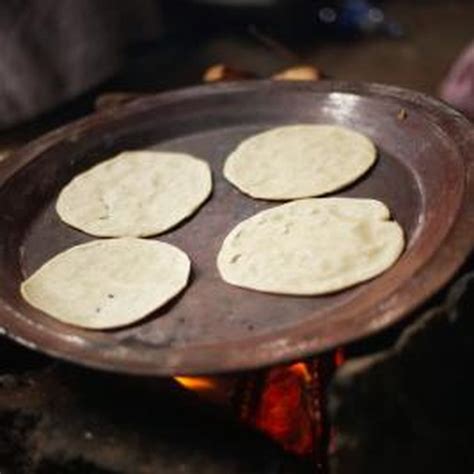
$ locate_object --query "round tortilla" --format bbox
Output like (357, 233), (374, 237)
(56, 151), (212, 237)
(217, 198), (404, 295)
(21, 238), (191, 329)
(224, 125), (376, 200)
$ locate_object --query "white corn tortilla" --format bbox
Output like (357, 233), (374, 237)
(21, 238), (191, 329)
(56, 151), (212, 237)
(217, 198), (404, 295)
(224, 125), (376, 200)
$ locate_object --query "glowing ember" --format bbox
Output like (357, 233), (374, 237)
(173, 354), (341, 465)
(252, 363), (315, 456)
(334, 348), (345, 367)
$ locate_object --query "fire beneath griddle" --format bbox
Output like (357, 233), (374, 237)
(175, 349), (345, 472)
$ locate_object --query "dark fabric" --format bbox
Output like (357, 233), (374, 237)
(0, 0), (162, 129)
(329, 270), (474, 474)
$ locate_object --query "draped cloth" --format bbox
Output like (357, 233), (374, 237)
(440, 40), (474, 120)
(0, 0), (162, 129)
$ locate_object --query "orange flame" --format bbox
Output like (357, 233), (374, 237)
(174, 376), (218, 392)
(174, 360), (335, 458)
(289, 362), (312, 383)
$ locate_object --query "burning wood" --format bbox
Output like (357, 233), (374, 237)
(95, 63), (323, 115)
(252, 363), (315, 456)
(203, 63), (322, 83)
(174, 363), (317, 455)
(272, 65), (321, 81)
(173, 349), (344, 474)
(203, 64), (257, 83)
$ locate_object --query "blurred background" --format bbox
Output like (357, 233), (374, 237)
(0, 0), (473, 136)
